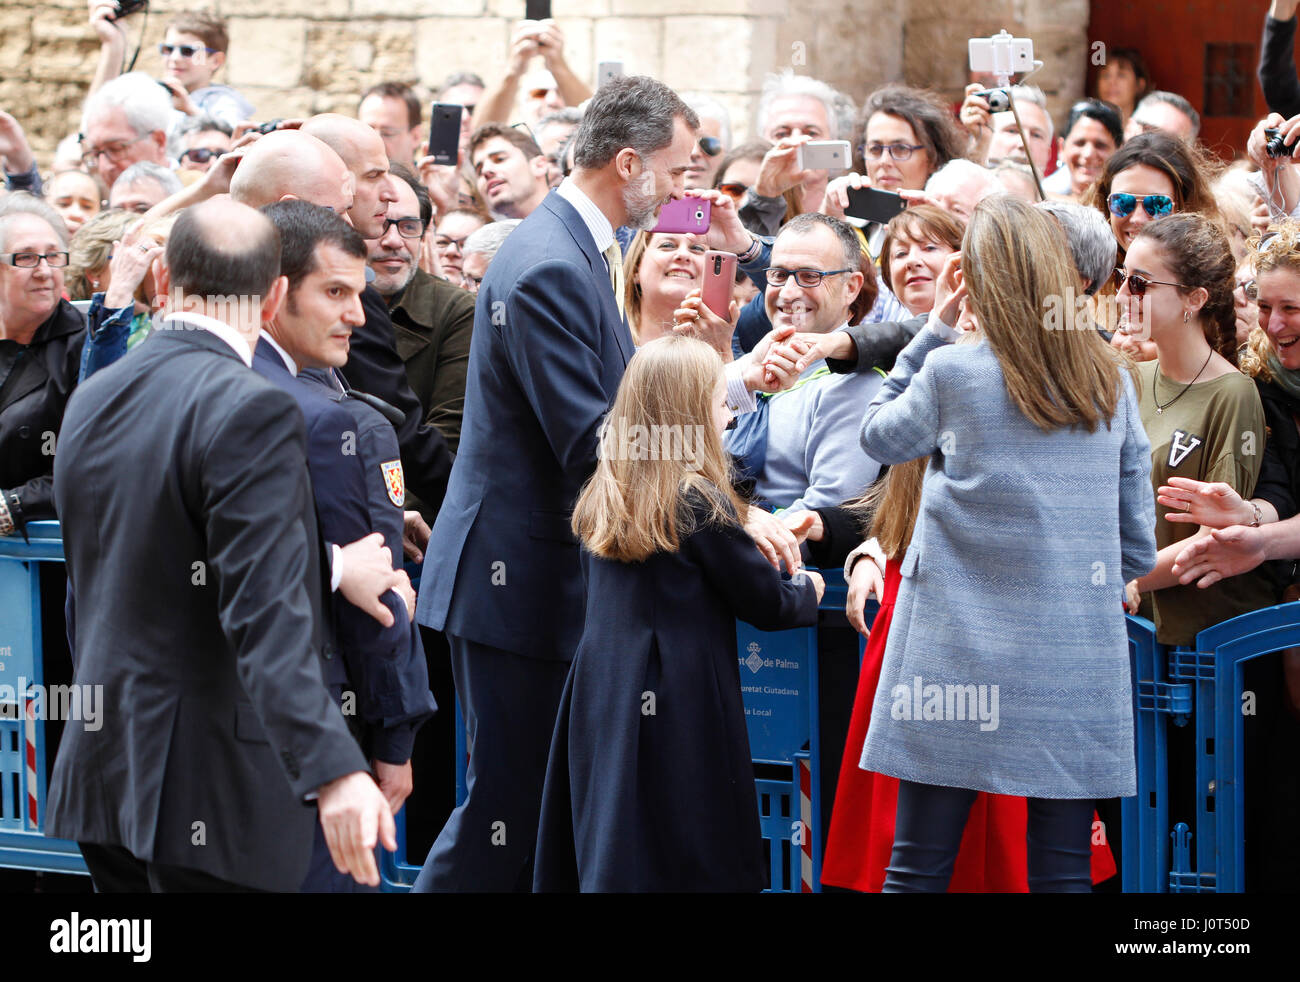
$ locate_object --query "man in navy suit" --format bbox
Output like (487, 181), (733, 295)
(250, 200), (438, 891)
(412, 77), (703, 891)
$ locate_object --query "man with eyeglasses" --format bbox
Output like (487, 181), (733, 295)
(359, 82), (424, 169)
(79, 72), (172, 189)
(366, 166), (475, 456)
(724, 213), (884, 515)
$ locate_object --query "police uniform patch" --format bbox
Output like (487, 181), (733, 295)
(381, 460), (405, 507)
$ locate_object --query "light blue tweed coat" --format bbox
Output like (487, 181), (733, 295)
(858, 327), (1158, 798)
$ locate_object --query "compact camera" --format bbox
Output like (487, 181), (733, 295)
(1265, 128), (1298, 158)
(111, 0), (148, 20)
(974, 88), (1011, 112)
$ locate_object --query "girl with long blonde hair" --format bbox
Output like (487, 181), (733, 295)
(533, 335), (823, 892)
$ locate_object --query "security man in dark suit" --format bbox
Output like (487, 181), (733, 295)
(412, 77), (703, 892)
(252, 200), (438, 892)
(47, 199), (397, 892)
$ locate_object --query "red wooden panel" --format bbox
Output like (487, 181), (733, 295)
(1088, 0), (1274, 159)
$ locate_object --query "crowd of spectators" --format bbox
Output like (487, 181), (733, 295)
(5, 1), (1300, 895)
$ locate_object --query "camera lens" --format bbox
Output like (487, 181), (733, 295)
(694, 209), (704, 221)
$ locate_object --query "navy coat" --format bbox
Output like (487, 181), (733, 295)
(532, 491), (819, 892)
(416, 190), (634, 660)
(254, 339), (435, 764)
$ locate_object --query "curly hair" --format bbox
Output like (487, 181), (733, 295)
(854, 85), (967, 178)
(1240, 219), (1300, 380)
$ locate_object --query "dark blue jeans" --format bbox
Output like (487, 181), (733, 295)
(883, 779), (1094, 893)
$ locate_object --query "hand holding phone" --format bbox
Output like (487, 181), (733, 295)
(652, 196), (711, 235)
(428, 103), (462, 166)
(844, 187), (907, 225)
(701, 250), (738, 319)
(796, 140), (852, 171)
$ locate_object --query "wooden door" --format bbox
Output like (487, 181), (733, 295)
(1089, 0), (1273, 159)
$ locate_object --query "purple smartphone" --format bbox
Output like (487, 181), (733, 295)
(652, 196), (711, 235)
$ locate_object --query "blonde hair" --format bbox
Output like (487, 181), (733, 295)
(1241, 218), (1300, 381)
(864, 457), (928, 561)
(572, 335), (743, 562)
(65, 208), (134, 301)
(964, 194), (1130, 432)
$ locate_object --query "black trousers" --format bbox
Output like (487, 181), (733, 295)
(79, 842), (264, 893)
(411, 634), (570, 892)
(883, 780), (1095, 893)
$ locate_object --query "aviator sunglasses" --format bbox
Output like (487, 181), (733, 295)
(1107, 192), (1174, 220)
(1112, 267), (1187, 296)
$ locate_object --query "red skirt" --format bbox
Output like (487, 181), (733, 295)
(820, 560), (1117, 892)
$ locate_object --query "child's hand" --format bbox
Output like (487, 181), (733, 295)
(846, 556), (883, 636)
(798, 569), (825, 603)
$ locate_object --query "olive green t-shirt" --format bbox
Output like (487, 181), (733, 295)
(1137, 361), (1275, 646)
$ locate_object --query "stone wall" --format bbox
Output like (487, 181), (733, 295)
(0, 0), (1089, 171)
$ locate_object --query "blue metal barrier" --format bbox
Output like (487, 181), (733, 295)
(1122, 602), (1300, 892)
(0, 521), (87, 876)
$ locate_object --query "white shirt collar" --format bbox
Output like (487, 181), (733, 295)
(556, 177), (615, 255)
(162, 311), (253, 367)
(258, 330), (298, 376)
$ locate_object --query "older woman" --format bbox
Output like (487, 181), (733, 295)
(0, 194), (85, 536)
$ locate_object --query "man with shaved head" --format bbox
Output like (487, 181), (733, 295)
(229, 129), (355, 214)
(49, 198), (399, 892)
(302, 113), (398, 238)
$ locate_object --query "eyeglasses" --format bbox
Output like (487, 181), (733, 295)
(80, 133), (151, 168)
(1236, 278), (1258, 301)
(158, 43), (217, 59)
(1112, 267), (1187, 296)
(1107, 192), (1174, 219)
(435, 234), (470, 252)
(180, 147), (221, 164)
(380, 217), (426, 239)
(717, 182), (749, 201)
(762, 267), (853, 288)
(698, 136), (723, 157)
(2, 251), (70, 268)
(861, 142), (925, 162)
(527, 88), (555, 101)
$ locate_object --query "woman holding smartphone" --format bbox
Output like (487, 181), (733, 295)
(858, 194), (1157, 892)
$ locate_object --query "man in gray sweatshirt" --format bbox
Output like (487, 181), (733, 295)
(726, 213), (884, 513)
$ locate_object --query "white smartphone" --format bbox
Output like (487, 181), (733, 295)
(796, 140), (852, 171)
(597, 61), (624, 87)
(968, 31), (1035, 76)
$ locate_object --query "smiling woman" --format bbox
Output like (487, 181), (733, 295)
(622, 229), (710, 344)
(0, 193), (85, 537)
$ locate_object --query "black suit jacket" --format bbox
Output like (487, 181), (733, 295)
(416, 190), (634, 660)
(47, 320), (368, 892)
(344, 286), (454, 512)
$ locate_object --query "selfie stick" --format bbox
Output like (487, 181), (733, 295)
(993, 57), (1046, 202)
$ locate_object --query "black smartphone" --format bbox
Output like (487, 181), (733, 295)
(845, 187), (907, 225)
(525, 0), (551, 21)
(428, 103), (463, 166)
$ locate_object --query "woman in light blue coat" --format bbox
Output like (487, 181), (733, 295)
(858, 194), (1158, 892)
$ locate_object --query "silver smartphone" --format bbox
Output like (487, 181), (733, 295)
(796, 140), (852, 171)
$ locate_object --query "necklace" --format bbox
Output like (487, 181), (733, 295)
(1153, 348), (1214, 414)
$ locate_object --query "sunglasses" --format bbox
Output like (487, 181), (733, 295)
(158, 43), (217, 59)
(717, 182), (749, 201)
(698, 136), (722, 157)
(1112, 267), (1187, 296)
(1107, 192), (1174, 219)
(180, 147), (221, 164)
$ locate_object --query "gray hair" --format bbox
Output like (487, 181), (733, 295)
(777, 212), (862, 271)
(81, 71), (174, 139)
(536, 107), (584, 130)
(111, 161), (183, 201)
(0, 192), (70, 252)
(571, 75), (699, 170)
(999, 85), (1053, 138)
(168, 113), (232, 160)
(1134, 90), (1201, 139)
(1037, 199), (1117, 294)
(682, 92), (732, 148)
(439, 71), (485, 96)
(926, 158), (1002, 199)
(756, 69), (852, 142)
(463, 219), (521, 262)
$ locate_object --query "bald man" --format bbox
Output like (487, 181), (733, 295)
(229, 129), (355, 213)
(302, 114), (399, 238)
(49, 198), (397, 892)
